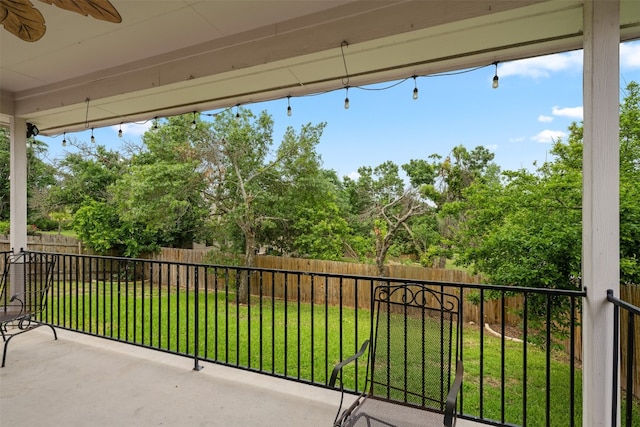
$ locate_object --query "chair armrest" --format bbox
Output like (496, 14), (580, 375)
(444, 360), (464, 427)
(329, 340), (370, 388)
(8, 293), (26, 309)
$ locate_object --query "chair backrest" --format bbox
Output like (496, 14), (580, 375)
(368, 283), (461, 412)
(0, 252), (10, 307)
(20, 253), (57, 317)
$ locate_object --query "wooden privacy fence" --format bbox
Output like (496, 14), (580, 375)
(0, 234), (83, 254)
(144, 251), (522, 329)
(620, 284), (640, 400)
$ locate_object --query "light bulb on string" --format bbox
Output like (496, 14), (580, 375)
(152, 117), (159, 131)
(344, 87), (350, 110)
(62, 133), (67, 147)
(118, 123), (123, 138)
(492, 62), (499, 89)
(287, 96), (292, 117)
(235, 106), (240, 122)
(90, 128), (95, 143)
(191, 112), (197, 129)
(412, 76), (419, 100)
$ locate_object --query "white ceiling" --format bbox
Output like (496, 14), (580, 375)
(1, 0), (640, 136)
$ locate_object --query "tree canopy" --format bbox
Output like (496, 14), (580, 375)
(3, 81), (637, 292)
(451, 82), (640, 287)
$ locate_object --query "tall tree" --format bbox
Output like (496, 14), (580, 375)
(618, 81), (640, 284)
(271, 125), (350, 260)
(344, 161), (433, 276)
(199, 108), (329, 301)
(49, 141), (126, 213)
(0, 128), (56, 227)
(452, 81), (640, 287)
(426, 145), (500, 267)
(68, 116), (211, 256)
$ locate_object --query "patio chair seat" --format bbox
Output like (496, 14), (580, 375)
(341, 396), (448, 427)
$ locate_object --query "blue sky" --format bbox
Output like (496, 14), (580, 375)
(42, 40), (640, 179)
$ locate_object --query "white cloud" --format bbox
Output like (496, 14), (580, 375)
(499, 51), (582, 79)
(538, 115), (553, 123)
(111, 122), (152, 137)
(347, 171), (360, 180)
(531, 130), (567, 144)
(508, 137), (525, 143)
(621, 40), (640, 70)
(485, 144), (498, 152)
(551, 106), (583, 120)
(499, 41), (639, 79)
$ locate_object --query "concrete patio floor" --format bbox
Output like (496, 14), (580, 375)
(0, 328), (482, 427)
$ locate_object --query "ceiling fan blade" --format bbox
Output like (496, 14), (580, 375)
(0, 0), (46, 42)
(39, 0), (121, 23)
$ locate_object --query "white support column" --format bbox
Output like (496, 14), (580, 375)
(582, 1), (620, 426)
(9, 116), (28, 294)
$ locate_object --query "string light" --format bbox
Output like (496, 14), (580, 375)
(344, 87), (350, 110)
(62, 133), (66, 147)
(50, 61), (503, 143)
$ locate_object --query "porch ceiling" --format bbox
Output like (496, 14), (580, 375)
(1, 0), (639, 136)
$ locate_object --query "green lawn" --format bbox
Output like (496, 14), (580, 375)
(46, 281), (639, 426)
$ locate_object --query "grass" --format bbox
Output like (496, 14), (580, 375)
(48, 280), (371, 388)
(462, 330), (583, 426)
(45, 280), (640, 426)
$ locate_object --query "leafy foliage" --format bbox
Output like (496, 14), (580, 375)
(0, 128), (56, 226)
(452, 82), (640, 287)
(7, 81), (639, 297)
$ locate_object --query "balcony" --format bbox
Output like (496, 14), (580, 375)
(1, 327), (484, 426)
(1, 251), (637, 426)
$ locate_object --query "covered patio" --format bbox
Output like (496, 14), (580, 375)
(2, 1), (640, 426)
(0, 328), (339, 426)
(1, 328), (487, 426)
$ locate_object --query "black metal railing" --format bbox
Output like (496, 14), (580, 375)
(1, 250), (13, 307)
(608, 289), (640, 427)
(10, 250), (587, 426)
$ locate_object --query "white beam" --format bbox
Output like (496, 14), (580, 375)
(9, 117), (28, 281)
(582, 1), (620, 426)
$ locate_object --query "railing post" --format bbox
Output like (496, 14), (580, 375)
(193, 266), (202, 371)
(609, 289), (620, 427)
(624, 313), (634, 426)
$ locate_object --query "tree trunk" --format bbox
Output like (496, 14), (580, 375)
(239, 230), (257, 304)
(375, 237), (389, 277)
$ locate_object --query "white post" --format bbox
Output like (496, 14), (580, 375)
(9, 116), (28, 295)
(582, 1), (620, 426)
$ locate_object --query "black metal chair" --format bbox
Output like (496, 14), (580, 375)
(329, 283), (463, 427)
(1, 252), (58, 367)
